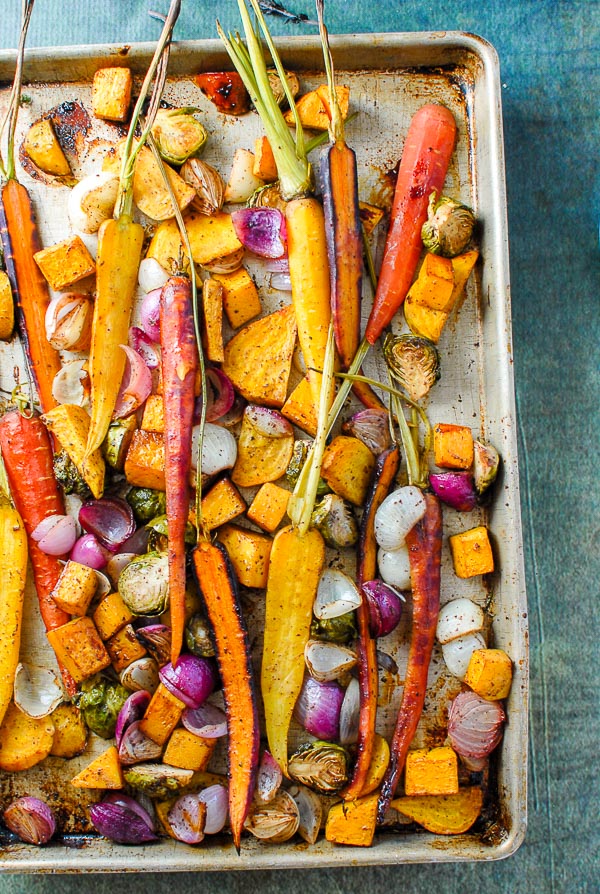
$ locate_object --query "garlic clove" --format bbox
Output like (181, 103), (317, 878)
(304, 640), (357, 682)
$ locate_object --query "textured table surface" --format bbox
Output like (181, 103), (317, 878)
(0, 2), (598, 893)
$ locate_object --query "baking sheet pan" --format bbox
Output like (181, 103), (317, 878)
(0, 30), (527, 870)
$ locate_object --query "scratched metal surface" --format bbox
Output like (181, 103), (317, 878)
(0, 32), (526, 871)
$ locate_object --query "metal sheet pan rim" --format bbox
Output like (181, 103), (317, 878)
(0, 30), (527, 871)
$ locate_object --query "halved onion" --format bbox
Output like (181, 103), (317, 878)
(436, 598), (485, 644)
(231, 207), (287, 258)
(198, 784), (228, 834)
(361, 580), (404, 637)
(304, 640), (357, 682)
(118, 720), (163, 766)
(192, 423), (237, 476)
(339, 676), (360, 746)
(113, 345), (152, 419)
(293, 676), (344, 741)
(159, 656), (217, 709)
(129, 326), (160, 369)
(448, 689), (506, 759)
(167, 794), (206, 845)
(138, 258), (170, 294)
(79, 498), (136, 552)
(442, 631), (487, 680)
(13, 663), (63, 718)
(314, 568), (362, 619)
(3, 797), (56, 845)
(256, 750), (283, 804)
(138, 288), (162, 341)
(343, 408), (391, 456)
(90, 794), (157, 845)
(429, 471), (477, 512)
(31, 514), (77, 556)
(70, 533), (111, 569)
(374, 486), (427, 551)
(287, 784), (322, 845)
(197, 368), (235, 423)
(182, 701), (227, 738)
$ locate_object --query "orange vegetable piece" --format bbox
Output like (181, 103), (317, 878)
(213, 267), (262, 329)
(104, 623), (148, 673)
(46, 617), (111, 683)
(124, 429), (166, 490)
(325, 792), (379, 847)
(321, 436), (376, 506)
(433, 423), (474, 470)
(217, 524), (273, 589)
(93, 591), (134, 641)
(281, 376), (318, 437)
(198, 477), (247, 532)
(449, 525), (494, 578)
(464, 648), (513, 700)
(390, 787), (483, 835)
(71, 745), (124, 789)
(404, 745), (459, 796)
(139, 683), (185, 746)
(231, 408), (294, 488)
(163, 728), (216, 772)
(247, 482), (290, 533)
(202, 278), (224, 363)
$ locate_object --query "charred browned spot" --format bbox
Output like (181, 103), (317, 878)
(50, 101), (91, 155)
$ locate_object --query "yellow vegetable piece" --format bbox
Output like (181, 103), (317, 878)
(404, 745), (459, 797)
(449, 249), (479, 306)
(34, 234), (96, 292)
(197, 477), (247, 532)
(217, 523), (273, 589)
(43, 404), (106, 499)
(24, 119), (71, 176)
(92, 67), (132, 122)
(321, 435), (376, 506)
(231, 410), (295, 488)
(449, 525), (495, 578)
(147, 210), (243, 269)
(50, 703), (88, 759)
(0, 702), (54, 772)
(404, 292), (448, 344)
(213, 267), (262, 329)
(202, 278), (224, 363)
(325, 792), (379, 847)
(124, 429), (166, 490)
(47, 617), (111, 683)
(93, 591), (134, 641)
(140, 394), (165, 433)
(139, 682), (184, 746)
(103, 142), (196, 221)
(0, 493), (27, 727)
(105, 623), (148, 674)
(247, 482), (290, 533)
(52, 560), (98, 617)
(281, 376), (318, 437)
(284, 85), (350, 132)
(433, 422), (474, 470)
(464, 648), (513, 700)
(253, 135), (278, 182)
(163, 728), (216, 772)
(408, 253), (454, 312)
(71, 745), (124, 789)
(359, 733), (390, 796)
(222, 305), (297, 408)
(390, 787), (483, 835)
(0, 269), (14, 340)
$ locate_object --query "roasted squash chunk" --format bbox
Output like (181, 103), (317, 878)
(321, 436), (376, 506)
(47, 617), (111, 683)
(0, 703), (54, 772)
(71, 745), (124, 789)
(34, 235), (96, 291)
(391, 787), (483, 835)
(92, 67), (132, 122)
(217, 523), (273, 589)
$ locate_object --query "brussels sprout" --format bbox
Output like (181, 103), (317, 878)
(311, 494), (358, 549)
(126, 487), (167, 525)
(185, 613), (216, 658)
(266, 69), (300, 108)
(75, 675), (129, 739)
(123, 763), (194, 799)
(421, 192), (476, 258)
(288, 741), (349, 794)
(383, 333), (441, 402)
(103, 419), (136, 471)
(151, 108), (208, 166)
(473, 440), (500, 496)
(146, 514), (197, 552)
(286, 440), (330, 495)
(53, 450), (92, 499)
(310, 611), (356, 644)
(118, 551), (169, 616)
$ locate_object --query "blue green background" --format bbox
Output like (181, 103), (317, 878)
(0, 1), (598, 892)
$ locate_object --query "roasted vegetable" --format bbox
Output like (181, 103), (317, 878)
(390, 787), (483, 835)
(92, 66), (132, 122)
(24, 118), (70, 177)
(126, 486), (167, 524)
(123, 763), (194, 800)
(421, 192), (476, 258)
(185, 613), (216, 658)
(310, 611), (356, 644)
(325, 792), (378, 847)
(103, 418), (137, 472)
(0, 703), (55, 772)
(152, 107), (208, 165)
(75, 675), (129, 739)
(311, 493), (358, 548)
(118, 552), (170, 616)
(288, 741), (349, 793)
(0, 488), (27, 728)
(195, 71), (251, 115)
(384, 334), (441, 402)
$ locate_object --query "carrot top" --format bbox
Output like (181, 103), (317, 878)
(0, 0), (35, 182)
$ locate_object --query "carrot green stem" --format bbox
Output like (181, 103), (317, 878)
(0, 0), (35, 182)
(315, 0), (343, 143)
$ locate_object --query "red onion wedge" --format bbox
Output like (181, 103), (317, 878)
(113, 345), (152, 419)
(339, 677), (360, 746)
(79, 497), (136, 552)
(90, 794), (157, 844)
(343, 408), (391, 456)
(70, 533), (111, 569)
(362, 580), (404, 638)
(195, 368), (235, 423)
(264, 257), (290, 274)
(256, 750), (283, 804)
(118, 720), (163, 765)
(138, 288), (162, 341)
(429, 471), (477, 512)
(244, 404), (293, 438)
(167, 794), (207, 845)
(198, 784), (228, 834)
(448, 690), (506, 759)
(3, 797), (56, 845)
(182, 701), (227, 738)
(293, 676), (344, 741)
(115, 690), (152, 748)
(231, 207), (287, 258)
(31, 514), (77, 556)
(129, 326), (160, 369)
(159, 656), (217, 709)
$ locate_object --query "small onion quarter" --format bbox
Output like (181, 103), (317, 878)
(244, 791), (299, 843)
(129, 326), (160, 369)
(13, 663), (63, 718)
(138, 288), (162, 341)
(339, 676), (360, 745)
(429, 471), (477, 512)
(192, 423), (237, 476)
(118, 720), (163, 765)
(436, 597), (485, 644)
(159, 655), (216, 709)
(374, 486), (427, 551)
(52, 358), (89, 406)
(113, 345), (153, 419)
(245, 404), (293, 438)
(448, 690), (506, 759)
(304, 640), (357, 682)
(231, 207), (287, 259)
(138, 257), (170, 293)
(293, 676), (344, 741)
(167, 794), (207, 845)
(198, 784), (228, 834)
(182, 701), (228, 739)
(361, 580), (404, 638)
(343, 408), (391, 456)
(4, 797), (56, 845)
(79, 497), (136, 552)
(256, 750), (283, 804)
(120, 657), (159, 694)
(377, 544), (411, 591)
(442, 631), (487, 680)
(287, 784), (322, 846)
(314, 568), (362, 619)
(90, 794), (157, 845)
(115, 690), (152, 748)
(31, 514), (77, 556)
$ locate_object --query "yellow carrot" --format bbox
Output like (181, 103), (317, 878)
(0, 487), (27, 728)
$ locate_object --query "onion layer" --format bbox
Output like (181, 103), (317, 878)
(447, 689), (506, 759)
(293, 676), (344, 741)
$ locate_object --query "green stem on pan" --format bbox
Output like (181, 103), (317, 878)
(217, 0), (312, 200)
(148, 134), (207, 538)
(303, 111), (358, 155)
(388, 371), (426, 488)
(114, 0), (181, 219)
(362, 226), (378, 292)
(315, 0), (343, 144)
(0, 0), (35, 182)
(288, 324), (336, 533)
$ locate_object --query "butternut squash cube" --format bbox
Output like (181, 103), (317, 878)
(139, 683), (184, 745)
(105, 623), (147, 673)
(449, 249), (479, 308)
(222, 305), (297, 408)
(147, 211), (243, 269)
(404, 292), (449, 344)
(198, 477), (246, 532)
(141, 394), (165, 433)
(50, 703), (88, 759)
(34, 235), (96, 291)
(213, 267), (262, 329)
(449, 525), (494, 578)
(433, 422), (474, 470)
(24, 119), (71, 176)
(321, 436), (376, 506)
(325, 792), (378, 847)
(92, 66), (132, 122)
(124, 429), (166, 490)
(43, 404), (105, 499)
(52, 560), (99, 617)
(404, 746), (459, 796)
(408, 253), (455, 312)
(103, 142), (196, 221)
(281, 376), (318, 437)
(71, 745), (124, 789)
(163, 728), (216, 772)
(47, 617), (111, 683)
(217, 523), (273, 589)
(316, 84), (351, 122)
(93, 590), (134, 640)
(202, 278), (224, 363)
(247, 482), (290, 533)
(284, 85), (350, 131)
(253, 135), (278, 182)
(464, 648), (513, 700)
(391, 787), (483, 835)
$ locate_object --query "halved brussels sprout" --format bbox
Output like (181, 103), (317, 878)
(151, 108), (208, 166)
(53, 450), (91, 499)
(421, 192), (476, 258)
(383, 333), (441, 402)
(118, 551), (169, 616)
(126, 487), (167, 524)
(286, 440), (330, 495)
(185, 613), (216, 658)
(288, 741), (349, 794)
(146, 514), (196, 552)
(123, 763), (194, 799)
(311, 493), (358, 549)
(74, 675), (129, 739)
(310, 612), (357, 645)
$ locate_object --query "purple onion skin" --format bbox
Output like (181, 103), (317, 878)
(115, 690), (152, 749)
(294, 676), (344, 741)
(159, 655), (217, 709)
(231, 208), (287, 258)
(361, 580), (403, 637)
(429, 472), (477, 512)
(3, 797), (56, 845)
(79, 497), (136, 551)
(181, 701), (228, 739)
(70, 533), (111, 569)
(135, 624), (172, 667)
(448, 690), (506, 759)
(167, 794), (206, 845)
(90, 796), (158, 845)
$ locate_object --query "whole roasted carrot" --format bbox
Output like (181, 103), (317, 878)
(160, 274), (198, 665)
(0, 410), (76, 695)
(0, 1), (61, 414)
(365, 104), (457, 344)
(192, 540), (260, 851)
(343, 444), (399, 800)
(377, 493), (442, 821)
(0, 480), (27, 727)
